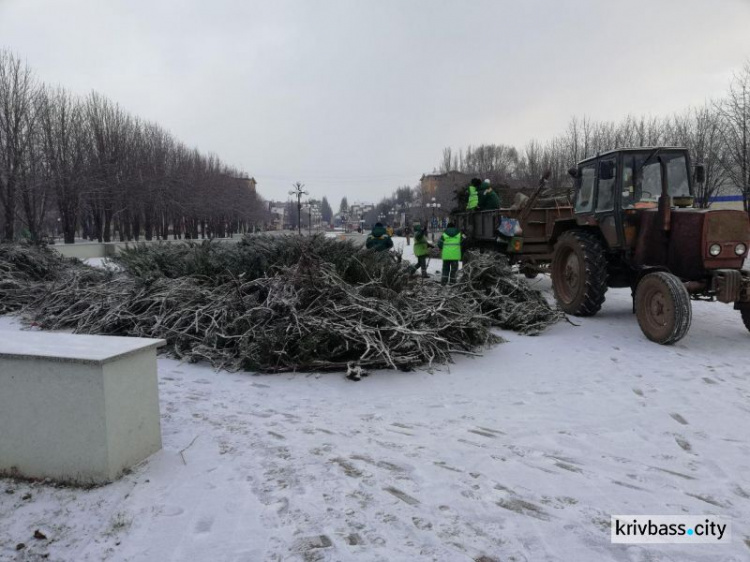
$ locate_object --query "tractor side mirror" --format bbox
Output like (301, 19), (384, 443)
(695, 164), (706, 184)
(567, 167), (578, 179)
(599, 160), (615, 181)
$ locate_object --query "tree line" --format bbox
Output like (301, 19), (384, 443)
(0, 50), (268, 244)
(435, 60), (750, 211)
(354, 61), (750, 228)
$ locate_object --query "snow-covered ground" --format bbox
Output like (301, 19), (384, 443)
(2, 239), (750, 561)
(83, 257), (120, 270)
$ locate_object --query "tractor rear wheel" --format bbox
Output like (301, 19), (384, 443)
(635, 272), (692, 345)
(551, 230), (608, 316)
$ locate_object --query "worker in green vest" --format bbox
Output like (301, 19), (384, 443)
(411, 224), (432, 278)
(466, 178), (481, 210)
(437, 222), (464, 285)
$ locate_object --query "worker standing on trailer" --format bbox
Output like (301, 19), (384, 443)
(411, 225), (432, 278)
(479, 179), (501, 210)
(466, 178), (481, 210)
(366, 222), (394, 252)
(437, 222), (464, 285)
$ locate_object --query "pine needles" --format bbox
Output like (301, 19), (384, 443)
(0, 237), (562, 373)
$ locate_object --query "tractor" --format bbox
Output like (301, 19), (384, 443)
(453, 146), (750, 343)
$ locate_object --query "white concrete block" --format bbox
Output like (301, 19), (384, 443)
(0, 332), (165, 485)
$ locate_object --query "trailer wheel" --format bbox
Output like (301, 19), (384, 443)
(551, 230), (608, 316)
(519, 263), (538, 279)
(635, 272), (692, 345)
(739, 306), (750, 333)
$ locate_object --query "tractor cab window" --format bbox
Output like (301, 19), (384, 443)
(666, 156), (690, 197)
(622, 152), (691, 209)
(575, 164), (595, 213)
(596, 158), (616, 212)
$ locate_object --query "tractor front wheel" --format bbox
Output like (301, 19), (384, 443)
(635, 272), (692, 345)
(551, 230), (608, 316)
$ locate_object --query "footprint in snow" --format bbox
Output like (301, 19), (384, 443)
(669, 413), (689, 425)
(674, 435), (692, 452)
(194, 516), (214, 534)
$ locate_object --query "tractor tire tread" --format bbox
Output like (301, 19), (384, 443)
(635, 271), (692, 345)
(552, 230), (608, 317)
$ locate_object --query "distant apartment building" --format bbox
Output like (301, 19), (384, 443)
(300, 201), (325, 229)
(269, 202), (286, 230)
(419, 171), (473, 200)
(243, 177), (257, 194)
(348, 203), (375, 229)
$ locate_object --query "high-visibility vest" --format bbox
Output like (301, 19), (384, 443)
(413, 235), (429, 257)
(467, 185), (479, 210)
(441, 232), (462, 261)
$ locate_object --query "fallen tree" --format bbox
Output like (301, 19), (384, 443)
(0, 237), (563, 372)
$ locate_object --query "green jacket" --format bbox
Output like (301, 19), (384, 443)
(366, 225), (394, 252)
(437, 227), (463, 261)
(413, 230), (429, 257)
(480, 188), (501, 210)
(467, 185), (479, 210)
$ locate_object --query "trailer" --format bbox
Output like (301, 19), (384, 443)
(453, 200), (574, 277)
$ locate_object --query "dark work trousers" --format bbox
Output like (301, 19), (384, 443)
(414, 255), (428, 277)
(441, 260), (459, 285)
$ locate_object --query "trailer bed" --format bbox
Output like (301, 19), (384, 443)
(453, 205), (574, 262)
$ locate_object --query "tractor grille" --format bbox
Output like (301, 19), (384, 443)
(706, 211), (750, 242)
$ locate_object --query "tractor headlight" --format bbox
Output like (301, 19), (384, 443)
(735, 243), (747, 256)
(709, 244), (721, 256)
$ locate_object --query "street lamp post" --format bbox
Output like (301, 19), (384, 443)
(426, 197), (441, 242)
(289, 182), (308, 235)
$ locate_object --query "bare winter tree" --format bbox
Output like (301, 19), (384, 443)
(672, 106), (728, 207)
(717, 61), (750, 211)
(17, 100), (47, 241)
(38, 87), (87, 242)
(0, 51), (38, 240)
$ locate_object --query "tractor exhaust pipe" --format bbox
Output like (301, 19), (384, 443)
(658, 156), (671, 232)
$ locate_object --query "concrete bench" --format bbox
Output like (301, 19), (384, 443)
(0, 331), (165, 485)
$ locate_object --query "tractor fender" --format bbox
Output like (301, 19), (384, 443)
(549, 219), (579, 245)
(550, 222), (609, 254)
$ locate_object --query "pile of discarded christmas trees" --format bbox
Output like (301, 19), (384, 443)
(0, 236), (563, 373)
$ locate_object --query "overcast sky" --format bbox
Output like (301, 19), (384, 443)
(1, 0), (749, 208)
